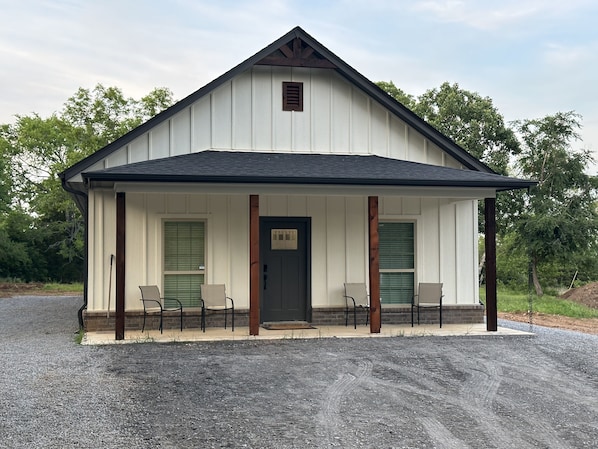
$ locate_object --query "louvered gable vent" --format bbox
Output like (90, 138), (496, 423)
(283, 82), (303, 111)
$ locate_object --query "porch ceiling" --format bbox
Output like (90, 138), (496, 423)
(82, 150), (535, 192)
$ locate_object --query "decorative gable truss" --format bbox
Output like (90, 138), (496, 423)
(256, 37), (337, 68)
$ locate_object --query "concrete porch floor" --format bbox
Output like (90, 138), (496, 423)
(82, 322), (532, 345)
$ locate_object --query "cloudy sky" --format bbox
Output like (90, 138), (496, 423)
(2, 0), (597, 167)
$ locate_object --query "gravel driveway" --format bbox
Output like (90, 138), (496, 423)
(1, 295), (597, 448)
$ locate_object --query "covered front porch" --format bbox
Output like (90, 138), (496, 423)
(76, 151), (534, 340)
(102, 190), (494, 339)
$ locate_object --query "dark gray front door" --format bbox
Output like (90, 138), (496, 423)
(260, 218), (310, 322)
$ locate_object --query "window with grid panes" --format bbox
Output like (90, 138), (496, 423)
(163, 221), (205, 308)
(379, 222), (415, 305)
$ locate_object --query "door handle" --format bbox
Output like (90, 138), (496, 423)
(263, 265), (267, 290)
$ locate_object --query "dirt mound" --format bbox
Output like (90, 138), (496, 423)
(560, 282), (598, 309)
(497, 282), (598, 335)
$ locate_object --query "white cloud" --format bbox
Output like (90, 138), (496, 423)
(1, 0), (597, 173)
(412, 0), (536, 30)
(411, 0), (595, 31)
(543, 42), (595, 67)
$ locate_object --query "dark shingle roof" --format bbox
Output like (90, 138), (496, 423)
(83, 150), (534, 191)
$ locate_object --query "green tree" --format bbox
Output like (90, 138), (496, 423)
(0, 144), (10, 213)
(377, 81), (520, 176)
(0, 231), (31, 280)
(378, 80), (523, 243)
(413, 82), (520, 175)
(494, 232), (529, 288)
(511, 112), (598, 295)
(61, 84), (173, 158)
(376, 81), (416, 109)
(0, 84), (174, 281)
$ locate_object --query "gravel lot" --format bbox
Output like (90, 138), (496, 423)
(1, 295), (597, 449)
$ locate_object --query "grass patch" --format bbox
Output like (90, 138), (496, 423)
(74, 329), (84, 344)
(42, 282), (84, 293)
(481, 287), (598, 319)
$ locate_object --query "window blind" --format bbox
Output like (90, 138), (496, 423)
(379, 222), (415, 305)
(164, 222), (205, 307)
(379, 222), (414, 270)
(164, 222), (205, 271)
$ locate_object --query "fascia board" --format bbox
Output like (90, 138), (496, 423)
(108, 181), (496, 199)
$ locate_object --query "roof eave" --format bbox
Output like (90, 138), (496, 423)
(82, 172), (535, 191)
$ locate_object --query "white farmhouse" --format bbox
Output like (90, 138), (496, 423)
(61, 27), (534, 339)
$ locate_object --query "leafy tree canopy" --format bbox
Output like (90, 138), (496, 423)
(377, 81), (520, 174)
(376, 81), (415, 109)
(378, 81), (598, 292)
(0, 84), (174, 281)
(510, 112), (598, 295)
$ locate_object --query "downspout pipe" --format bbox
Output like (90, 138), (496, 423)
(60, 176), (88, 330)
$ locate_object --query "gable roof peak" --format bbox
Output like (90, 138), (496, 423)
(255, 26), (336, 69)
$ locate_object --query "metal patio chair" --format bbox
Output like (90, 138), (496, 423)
(200, 284), (235, 332)
(139, 285), (183, 333)
(344, 283), (370, 329)
(412, 282), (443, 328)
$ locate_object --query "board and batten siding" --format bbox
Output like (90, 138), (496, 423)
(72, 66), (463, 180)
(87, 190), (479, 313)
(87, 190), (250, 313)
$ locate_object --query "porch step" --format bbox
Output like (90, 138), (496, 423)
(262, 321), (315, 330)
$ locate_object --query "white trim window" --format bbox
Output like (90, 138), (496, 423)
(163, 221), (205, 307)
(379, 221), (415, 305)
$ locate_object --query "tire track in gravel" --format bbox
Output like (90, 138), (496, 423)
(460, 359), (571, 449)
(459, 359), (520, 448)
(507, 350), (598, 409)
(370, 358), (474, 448)
(492, 362), (584, 449)
(373, 359), (453, 396)
(372, 357), (520, 448)
(317, 359), (373, 447)
(408, 350), (578, 449)
(418, 416), (470, 449)
(487, 344), (595, 448)
(461, 360), (501, 408)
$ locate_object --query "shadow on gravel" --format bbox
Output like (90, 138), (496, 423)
(1, 295), (597, 449)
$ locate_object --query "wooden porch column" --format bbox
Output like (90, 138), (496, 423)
(485, 197), (497, 331)
(249, 195), (260, 335)
(115, 192), (126, 340)
(368, 196), (381, 333)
